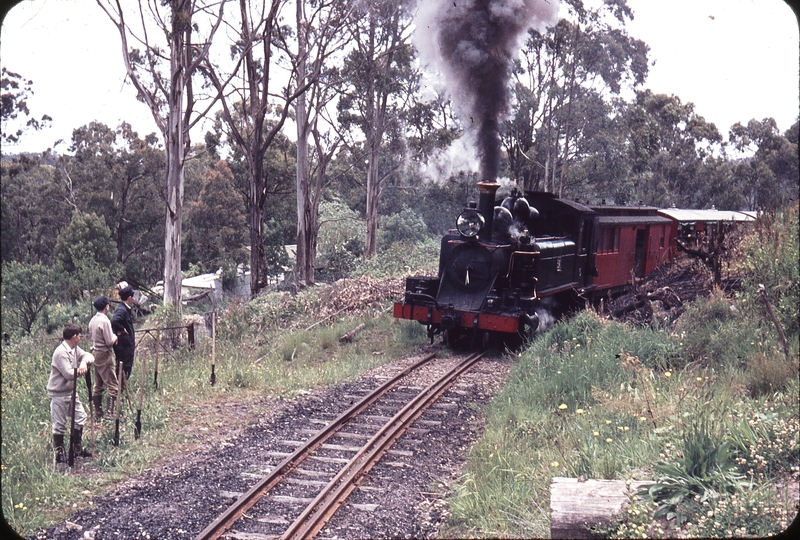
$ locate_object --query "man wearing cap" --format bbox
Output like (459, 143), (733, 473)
(111, 285), (136, 381)
(87, 295), (118, 421)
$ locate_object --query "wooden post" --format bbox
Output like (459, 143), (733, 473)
(153, 330), (161, 388)
(209, 312), (217, 386)
(758, 284), (791, 360)
(550, 477), (649, 539)
(187, 322), (195, 349)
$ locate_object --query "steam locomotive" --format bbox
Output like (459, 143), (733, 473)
(393, 181), (674, 347)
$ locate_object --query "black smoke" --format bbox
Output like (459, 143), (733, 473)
(415, 0), (558, 180)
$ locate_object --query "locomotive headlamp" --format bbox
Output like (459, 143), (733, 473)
(457, 209), (485, 238)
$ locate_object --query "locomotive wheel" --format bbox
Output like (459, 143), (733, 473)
(443, 328), (463, 348)
(481, 330), (491, 351)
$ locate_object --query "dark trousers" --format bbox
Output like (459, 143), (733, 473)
(116, 356), (134, 382)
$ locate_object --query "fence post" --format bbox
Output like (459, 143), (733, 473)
(187, 322), (195, 349)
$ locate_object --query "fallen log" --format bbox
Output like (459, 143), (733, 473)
(550, 477), (649, 539)
(339, 323), (365, 343)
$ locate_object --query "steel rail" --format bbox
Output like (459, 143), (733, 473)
(194, 350), (440, 540)
(281, 351), (485, 540)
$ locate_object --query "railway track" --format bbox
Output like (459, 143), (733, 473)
(195, 350), (485, 540)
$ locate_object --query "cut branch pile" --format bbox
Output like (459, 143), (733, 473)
(316, 275), (405, 321)
(608, 257), (719, 325)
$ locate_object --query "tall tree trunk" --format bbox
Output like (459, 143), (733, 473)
(248, 153), (268, 297)
(163, 0), (189, 307)
(362, 13), (389, 260)
(99, 0), (227, 310)
(295, 0), (312, 287)
(364, 142), (381, 258)
(558, 25), (580, 199)
(243, 0), (273, 299)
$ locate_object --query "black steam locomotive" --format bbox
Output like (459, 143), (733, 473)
(393, 181), (674, 347)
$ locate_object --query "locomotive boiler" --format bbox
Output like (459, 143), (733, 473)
(393, 181), (673, 347)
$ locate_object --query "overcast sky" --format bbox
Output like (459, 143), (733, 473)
(1, 0), (798, 155)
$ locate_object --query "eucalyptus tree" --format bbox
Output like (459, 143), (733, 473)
(54, 210), (123, 298)
(64, 122), (165, 283)
(0, 154), (72, 265)
(292, 0), (351, 288)
(505, 0), (649, 195)
(729, 118), (799, 211)
(97, 0), (228, 308)
(199, 0), (343, 295)
(183, 160), (248, 277)
(0, 67), (52, 146)
(337, 0), (417, 259)
(624, 89), (722, 207)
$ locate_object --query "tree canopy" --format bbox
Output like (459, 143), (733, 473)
(1, 0), (797, 328)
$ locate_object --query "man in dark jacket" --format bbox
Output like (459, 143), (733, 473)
(111, 284), (136, 381)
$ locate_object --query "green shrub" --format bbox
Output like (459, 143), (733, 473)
(673, 290), (753, 369)
(353, 238), (439, 279)
(317, 199), (365, 281)
(377, 207), (430, 249)
(1, 261), (68, 335)
(640, 421), (746, 526)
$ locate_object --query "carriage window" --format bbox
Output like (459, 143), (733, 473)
(659, 225), (666, 248)
(598, 227), (620, 254)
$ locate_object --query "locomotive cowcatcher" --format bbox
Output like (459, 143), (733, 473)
(393, 181), (673, 347)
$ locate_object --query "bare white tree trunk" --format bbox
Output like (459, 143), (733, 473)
(162, 0), (189, 306)
(98, 0), (226, 310)
(295, 0), (311, 287)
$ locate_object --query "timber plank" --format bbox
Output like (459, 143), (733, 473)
(550, 477), (649, 539)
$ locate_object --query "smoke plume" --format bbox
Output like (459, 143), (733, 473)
(415, 0), (559, 180)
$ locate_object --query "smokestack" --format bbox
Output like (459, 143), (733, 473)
(477, 181), (500, 242)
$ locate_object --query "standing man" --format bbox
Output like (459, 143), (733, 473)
(87, 295), (118, 421)
(48, 324), (94, 465)
(111, 284), (136, 382)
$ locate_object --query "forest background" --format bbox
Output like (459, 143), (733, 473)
(1, 0), (798, 336)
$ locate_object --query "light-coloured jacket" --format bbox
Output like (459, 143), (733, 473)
(47, 341), (94, 397)
(88, 311), (116, 352)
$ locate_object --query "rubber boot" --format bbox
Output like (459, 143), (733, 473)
(53, 434), (68, 464)
(93, 395), (104, 421)
(71, 427), (92, 458)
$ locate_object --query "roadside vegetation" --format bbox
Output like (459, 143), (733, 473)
(443, 205), (799, 538)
